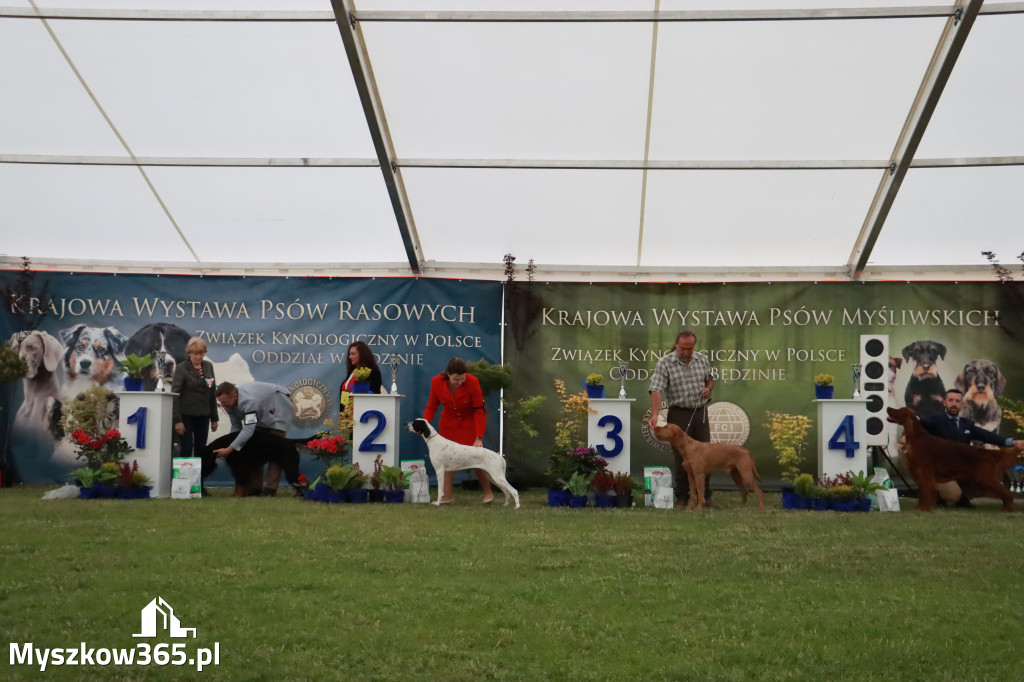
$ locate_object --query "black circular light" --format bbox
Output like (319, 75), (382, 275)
(865, 339), (884, 357)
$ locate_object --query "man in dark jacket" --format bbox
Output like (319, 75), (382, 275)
(918, 388), (1023, 506)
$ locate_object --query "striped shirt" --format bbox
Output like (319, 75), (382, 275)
(648, 350), (712, 409)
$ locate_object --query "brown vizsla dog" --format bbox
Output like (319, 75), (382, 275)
(886, 406), (1020, 512)
(653, 424), (764, 510)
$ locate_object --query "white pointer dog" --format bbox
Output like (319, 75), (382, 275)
(406, 418), (520, 508)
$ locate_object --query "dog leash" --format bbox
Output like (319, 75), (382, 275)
(684, 398), (709, 433)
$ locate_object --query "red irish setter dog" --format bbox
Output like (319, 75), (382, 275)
(886, 407), (1020, 512)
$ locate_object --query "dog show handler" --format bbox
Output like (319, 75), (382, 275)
(211, 381), (301, 497)
(917, 388), (1024, 506)
(648, 331), (715, 507)
(422, 357), (493, 504)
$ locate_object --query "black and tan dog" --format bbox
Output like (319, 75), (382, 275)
(954, 359), (1005, 433)
(901, 340), (947, 419)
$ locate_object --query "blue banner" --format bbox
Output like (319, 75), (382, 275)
(0, 272), (502, 484)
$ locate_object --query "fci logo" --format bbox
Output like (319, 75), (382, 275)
(133, 598), (196, 639)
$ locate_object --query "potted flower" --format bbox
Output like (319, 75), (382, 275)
(305, 433), (347, 461)
(379, 464), (409, 503)
(792, 473), (816, 510)
(323, 465), (357, 503)
(828, 484), (858, 512)
(764, 411), (811, 487)
(559, 471), (592, 508)
(69, 428), (134, 470)
(71, 467), (101, 498)
(368, 454), (385, 502)
(585, 373), (605, 399)
(848, 469), (883, 512)
(117, 353), (154, 391)
(352, 366), (372, 394)
(96, 461), (122, 498)
(345, 463), (370, 503)
(814, 373), (835, 399)
(115, 460), (152, 499)
(546, 445), (607, 507)
(611, 472), (638, 508)
(590, 469), (615, 508)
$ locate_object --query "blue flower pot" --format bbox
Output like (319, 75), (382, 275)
(97, 484), (118, 499)
(813, 498), (830, 511)
(586, 385), (605, 399)
(781, 492), (797, 509)
(856, 497), (872, 512)
(548, 489), (569, 507)
(383, 489), (405, 504)
(814, 385), (834, 399)
(124, 377), (144, 392)
(594, 492), (615, 508)
(351, 382), (371, 394)
(348, 488), (369, 504)
(79, 486), (98, 499)
(793, 494), (812, 510)
(568, 494), (588, 508)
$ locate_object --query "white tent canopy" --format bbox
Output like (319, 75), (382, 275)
(1, 0), (1022, 281)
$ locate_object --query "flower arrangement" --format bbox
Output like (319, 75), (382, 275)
(813, 373), (834, 387)
(793, 473), (817, 498)
(763, 411), (812, 482)
(69, 428), (134, 469)
(590, 469), (615, 494)
(116, 353), (154, 379)
(116, 460), (151, 490)
(586, 373), (603, 386)
(0, 344), (28, 384)
(559, 471), (593, 497)
(546, 446), (607, 485)
(324, 464), (365, 491)
(379, 464), (409, 491)
(848, 469), (883, 499)
(370, 454), (384, 490)
(552, 379), (596, 452)
(612, 472), (638, 496)
(305, 434), (347, 461)
(353, 366), (372, 381)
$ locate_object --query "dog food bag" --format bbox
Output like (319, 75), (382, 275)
(172, 457), (202, 500)
(644, 466), (674, 508)
(869, 467), (893, 510)
(876, 488), (900, 512)
(402, 460), (431, 504)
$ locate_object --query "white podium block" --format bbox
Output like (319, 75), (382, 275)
(116, 391), (176, 498)
(352, 394), (402, 482)
(587, 398), (634, 476)
(815, 399), (870, 480)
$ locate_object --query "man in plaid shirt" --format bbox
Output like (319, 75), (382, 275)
(648, 331), (716, 506)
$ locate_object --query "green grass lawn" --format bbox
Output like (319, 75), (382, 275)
(2, 486), (1022, 682)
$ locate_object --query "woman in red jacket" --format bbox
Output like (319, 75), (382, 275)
(422, 357), (493, 504)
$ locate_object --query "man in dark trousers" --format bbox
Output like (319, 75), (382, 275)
(209, 381), (302, 497)
(648, 330), (716, 507)
(918, 388), (1024, 506)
